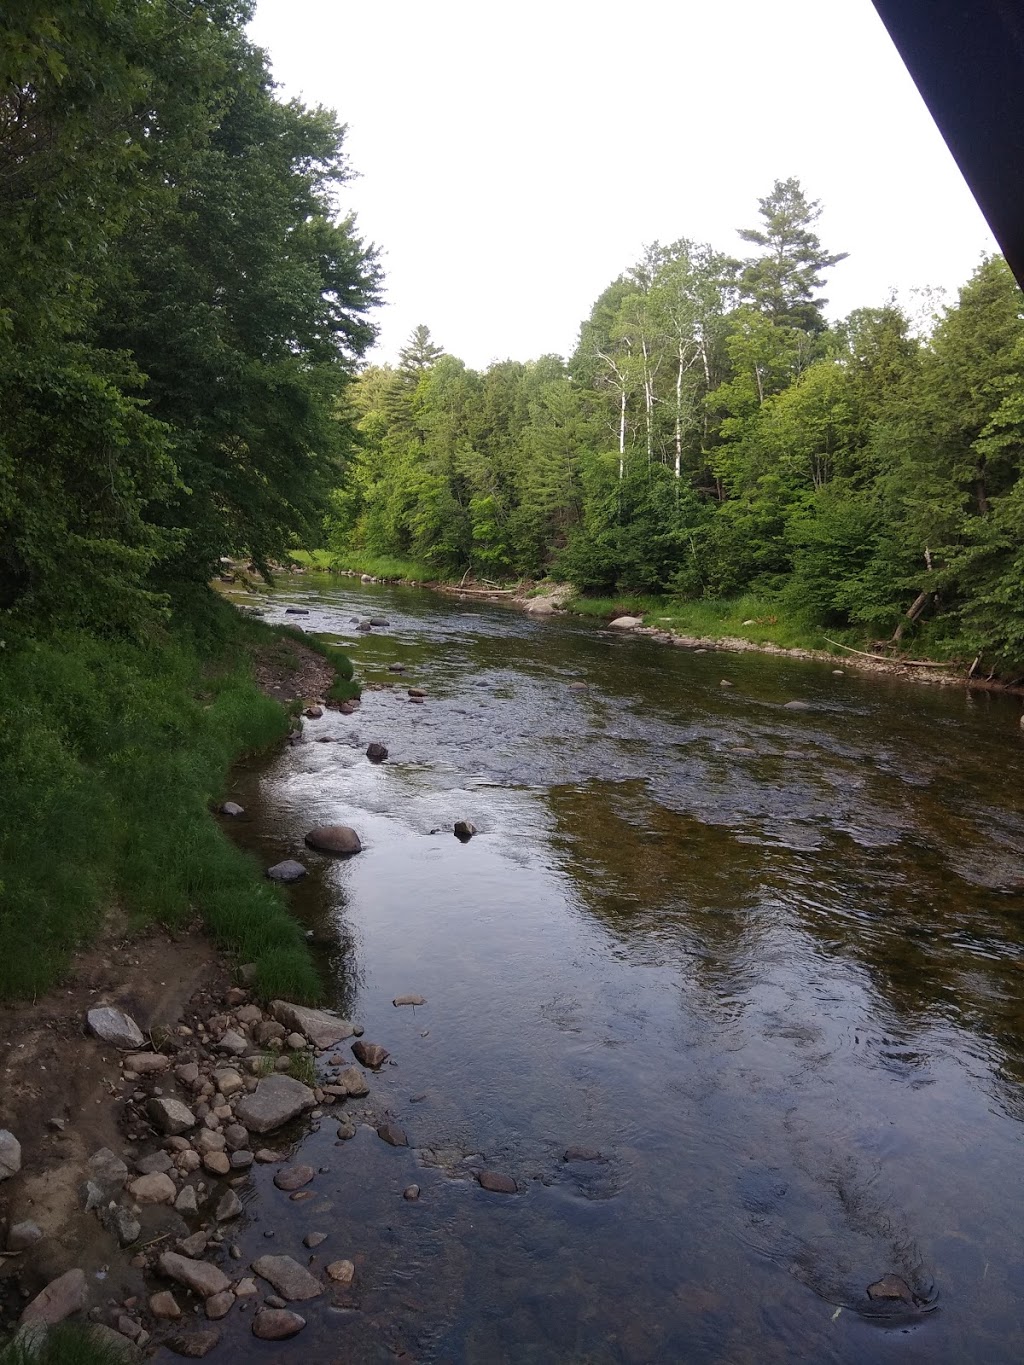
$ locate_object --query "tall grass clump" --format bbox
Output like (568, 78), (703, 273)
(0, 598), (335, 1003)
(1, 1323), (132, 1364)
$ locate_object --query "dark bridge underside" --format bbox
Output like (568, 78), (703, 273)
(871, 0), (1024, 290)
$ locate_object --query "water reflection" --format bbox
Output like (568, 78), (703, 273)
(196, 576), (1024, 1364)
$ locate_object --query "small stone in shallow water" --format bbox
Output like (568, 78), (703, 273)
(376, 1122), (408, 1148)
(325, 1260), (355, 1284)
(303, 1231), (327, 1248)
(149, 1291), (181, 1320)
(563, 1147), (604, 1163)
(352, 1041), (389, 1069)
(274, 1164), (315, 1192)
(366, 742), (388, 763)
(205, 1291), (234, 1321)
(219, 802), (244, 817)
(253, 1309), (306, 1340)
(265, 859), (306, 884)
(403, 1185), (420, 1201)
(251, 1255), (323, 1302)
(336, 1123), (355, 1141)
(453, 820), (476, 840)
(393, 994), (426, 1007)
(304, 825), (362, 856)
(477, 1170), (517, 1194)
(215, 1190), (243, 1221)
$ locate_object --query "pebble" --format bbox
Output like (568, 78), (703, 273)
(203, 1152), (231, 1177)
(403, 1185), (420, 1201)
(336, 1124), (355, 1141)
(205, 1290), (234, 1320)
(325, 1260), (355, 1284)
(215, 1190), (243, 1221)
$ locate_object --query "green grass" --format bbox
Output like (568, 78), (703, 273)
(0, 597), (333, 1004)
(564, 591), (835, 653)
(325, 549), (437, 582)
(1, 1323), (130, 1365)
(286, 1049), (317, 1086)
(288, 548), (334, 569)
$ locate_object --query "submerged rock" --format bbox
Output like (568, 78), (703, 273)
(867, 1275), (915, 1305)
(376, 1122), (408, 1148)
(393, 994), (426, 1007)
(253, 1309), (306, 1340)
(265, 859), (306, 883)
(273, 1164), (314, 1192)
(477, 1170), (517, 1193)
(164, 1327), (221, 1357)
(366, 741), (388, 763)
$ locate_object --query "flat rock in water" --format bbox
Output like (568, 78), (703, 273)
(253, 1309), (306, 1340)
(251, 1255), (323, 1302)
(164, 1328), (221, 1358)
(273, 1163), (314, 1192)
(376, 1122), (408, 1148)
(233, 1074), (315, 1133)
(304, 824), (362, 855)
(20, 1268), (88, 1325)
(393, 994), (426, 1007)
(388, 663), (405, 672)
(285, 607), (309, 615)
(265, 859), (306, 883)
(563, 1147), (604, 1163)
(148, 1097), (196, 1135)
(408, 687), (427, 698)
(270, 1000), (355, 1048)
(609, 615), (642, 629)
(867, 1275), (915, 1304)
(0, 1129), (21, 1181)
(477, 1170), (517, 1194)
(158, 1253), (231, 1299)
(303, 1231), (327, 1248)
(87, 1006), (145, 1050)
(783, 700), (811, 711)
(352, 1040), (389, 1069)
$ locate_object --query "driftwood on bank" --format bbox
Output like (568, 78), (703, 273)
(823, 637), (962, 668)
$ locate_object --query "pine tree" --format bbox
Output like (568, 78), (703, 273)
(738, 178), (847, 332)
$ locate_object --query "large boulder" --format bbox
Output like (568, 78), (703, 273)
(233, 1075), (315, 1134)
(303, 825), (362, 856)
(270, 1001), (354, 1049)
(20, 1268), (88, 1326)
(87, 1007), (144, 1050)
(0, 1129), (21, 1181)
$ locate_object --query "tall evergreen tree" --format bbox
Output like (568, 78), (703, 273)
(738, 177), (847, 332)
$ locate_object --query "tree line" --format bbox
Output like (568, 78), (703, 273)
(334, 180), (1024, 671)
(1, 0), (380, 635)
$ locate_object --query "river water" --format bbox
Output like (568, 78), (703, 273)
(213, 576), (1024, 1364)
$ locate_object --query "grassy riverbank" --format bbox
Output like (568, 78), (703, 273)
(0, 597), (350, 1004)
(563, 590), (971, 665)
(294, 548), (437, 582)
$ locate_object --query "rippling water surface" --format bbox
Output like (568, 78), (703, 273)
(200, 577), (1024, 1363)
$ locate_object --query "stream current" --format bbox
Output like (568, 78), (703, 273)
(205, 576), (1024, 1364)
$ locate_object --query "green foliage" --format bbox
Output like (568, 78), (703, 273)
(0, 0), (380, 632)
(0, 604), (322, 1003)
(0, 1322), (133, 1365)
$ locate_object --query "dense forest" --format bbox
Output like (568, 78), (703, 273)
(0, 1), (375, 1001)
(334, 183), (1024, 672)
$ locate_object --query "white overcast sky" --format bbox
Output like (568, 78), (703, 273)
(249, 0), (997, 369)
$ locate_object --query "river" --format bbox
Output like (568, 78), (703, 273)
(210, 575), (1024, 1364)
